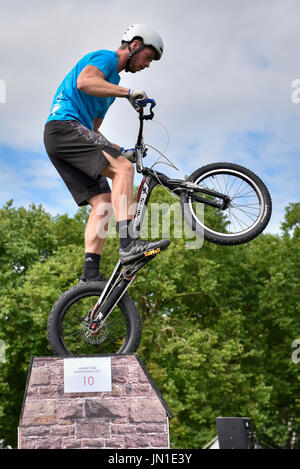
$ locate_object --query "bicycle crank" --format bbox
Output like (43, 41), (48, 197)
(122, 253), (157, 280)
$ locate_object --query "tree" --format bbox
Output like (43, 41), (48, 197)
(281, 203), (300, 239)
(0, 195), (299, 449)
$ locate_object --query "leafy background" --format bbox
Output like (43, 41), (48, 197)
(0, 190), (299, 449)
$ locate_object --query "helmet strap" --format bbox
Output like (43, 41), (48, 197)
(124, 42), (146, 72)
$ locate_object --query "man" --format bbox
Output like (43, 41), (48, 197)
(44, 24), (170, 283)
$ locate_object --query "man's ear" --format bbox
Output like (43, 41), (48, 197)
(130, 39), (143, 51)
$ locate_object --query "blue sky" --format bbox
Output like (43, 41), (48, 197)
(0, 0), (299, 235)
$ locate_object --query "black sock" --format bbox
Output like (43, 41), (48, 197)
(83, 252), (101, 279)
(117, 219), (133, 249)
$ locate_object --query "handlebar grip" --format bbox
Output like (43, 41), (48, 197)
(140, 98), (156, 120)
(147, 98), (156, 108)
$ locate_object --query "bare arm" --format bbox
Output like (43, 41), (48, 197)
(93, 117), (104, 132)
(77, 65), (129, 98)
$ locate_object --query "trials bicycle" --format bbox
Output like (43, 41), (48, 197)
(47, 101), (272, 356)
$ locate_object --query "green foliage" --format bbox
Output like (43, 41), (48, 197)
(0, 196), (299, 449)
(281, 202), (300, 239)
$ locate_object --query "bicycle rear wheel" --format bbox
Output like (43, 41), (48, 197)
(180, 162), (272, 245)
(47, 281), (142, 356)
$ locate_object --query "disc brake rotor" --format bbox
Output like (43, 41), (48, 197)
(80, 321), (110, 345)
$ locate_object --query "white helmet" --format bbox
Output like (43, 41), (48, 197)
(122, 24), (164, 60)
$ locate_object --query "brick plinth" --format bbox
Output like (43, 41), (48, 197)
(18, 355), (172, 449)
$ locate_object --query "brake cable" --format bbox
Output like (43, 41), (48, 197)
(144, 119), (181, 200)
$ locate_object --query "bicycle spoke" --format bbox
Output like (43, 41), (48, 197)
(228, 207), (239, 233)
(231, 204), (260, 217)
(63, 329), (82, 339)
(229, 209), (253, 230)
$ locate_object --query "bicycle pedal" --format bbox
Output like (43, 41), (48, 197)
(144, 247), (161, 257)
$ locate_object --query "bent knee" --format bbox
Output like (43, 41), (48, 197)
(117, 155), (134, 171)
(121, 158), (135, 177)
(103, 155), (134, 179)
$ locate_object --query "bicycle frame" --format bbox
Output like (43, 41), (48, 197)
(84, 105), (230, 333)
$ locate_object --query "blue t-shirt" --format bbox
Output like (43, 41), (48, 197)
(46, 50), (120, 130)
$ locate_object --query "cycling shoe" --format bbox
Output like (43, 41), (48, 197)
(79, 273), (107, 284)
(119, 238), (170, 265)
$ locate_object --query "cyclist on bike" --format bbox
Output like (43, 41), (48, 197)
(44, 24), (170, 283)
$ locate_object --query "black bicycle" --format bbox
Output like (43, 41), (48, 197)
(47, 101), (272, 356)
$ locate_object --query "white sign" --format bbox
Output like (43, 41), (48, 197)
(63, 357), (112, 393)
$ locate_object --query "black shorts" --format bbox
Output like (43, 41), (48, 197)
(43, 119), (121, 206)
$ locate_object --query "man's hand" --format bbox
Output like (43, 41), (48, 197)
(120, 147), (148, 163)
(127, 89), (148, 112)
(121, 147), (136, 163)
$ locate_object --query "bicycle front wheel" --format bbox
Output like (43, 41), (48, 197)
(180, 162), (272, 245)
(47, 281), (142, 356)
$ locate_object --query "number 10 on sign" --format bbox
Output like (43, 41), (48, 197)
(83, 375), (95, 386)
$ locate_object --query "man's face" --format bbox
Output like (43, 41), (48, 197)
(129, 47), (156, 73)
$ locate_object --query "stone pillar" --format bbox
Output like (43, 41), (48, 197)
(18, 354), (173, 449)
